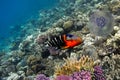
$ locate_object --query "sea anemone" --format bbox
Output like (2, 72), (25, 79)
(94, 65), (106, 80)
(36, 74), (50, 80)
(54, 56), (94, 76)
(70, 70), (91, 80)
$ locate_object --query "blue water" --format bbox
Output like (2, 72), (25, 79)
(0, 0), (58, 51)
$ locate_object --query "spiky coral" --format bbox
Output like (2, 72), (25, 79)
(54, 56), (95, 76)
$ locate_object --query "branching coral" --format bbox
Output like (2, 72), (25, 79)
(54, 56), (94, 76)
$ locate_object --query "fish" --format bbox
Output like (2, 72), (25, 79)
(47, 34), (83, 49)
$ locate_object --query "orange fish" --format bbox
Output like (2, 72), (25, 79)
(47, 34), (83, 49)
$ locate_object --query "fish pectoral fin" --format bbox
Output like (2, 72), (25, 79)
(62, 46), (69, 49)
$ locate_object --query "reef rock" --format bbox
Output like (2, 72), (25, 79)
(63, 20), (74, 31)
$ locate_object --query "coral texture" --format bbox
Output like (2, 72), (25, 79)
(108, 0), (120, 15)
(94, 65), (106, 80)
(36, 74), (50, 80)
(55, 75), (70, 80)
(70, 70), (91, 80)
(55, 56), (94, 76)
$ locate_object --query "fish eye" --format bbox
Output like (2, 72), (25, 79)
(66, 34), (73, 40)
(66, 34), (73, 38)
(66, 34), (78, 40)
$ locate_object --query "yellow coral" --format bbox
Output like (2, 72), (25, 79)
(54, 56), (95, 76)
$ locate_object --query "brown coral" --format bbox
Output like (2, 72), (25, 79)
(54, 56), (95, 76)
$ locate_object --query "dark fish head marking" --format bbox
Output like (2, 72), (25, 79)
(66, 34), (78, 40)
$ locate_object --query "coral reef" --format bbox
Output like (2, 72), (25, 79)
(54, 56), (94, 76)
(101, 55), (120, 79)
(63, 20), (74, 32)
(55, 75), (70, 80)
(94, 66), (106, 80)
(26, 55), (43, 74)
(70, 70), (91, 80)
(108, 0), (120, 15)
(35, 34), (48, 44)
(0, 0), (120, 80)
(7, 73), (20, 80)
(36, 74), (50, 80)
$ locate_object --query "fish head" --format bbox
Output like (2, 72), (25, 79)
(66, 34), (82, 42)
(66, 34), (78, 40)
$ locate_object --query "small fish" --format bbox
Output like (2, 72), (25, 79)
(47, 34), (83, 49)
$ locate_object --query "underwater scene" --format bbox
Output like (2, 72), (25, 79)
(0, 0), (120, 80)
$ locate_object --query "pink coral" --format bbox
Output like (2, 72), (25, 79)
(36, 74), (50, 80)
(94, 66), (106, 80)
(55, 75), (70, 80)
(70, 70), (91, 80)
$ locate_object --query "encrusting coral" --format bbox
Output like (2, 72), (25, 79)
(54, 56), (95, 76)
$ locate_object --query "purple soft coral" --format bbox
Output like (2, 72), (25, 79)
(70, 70), (91, 80)
(94, 66), (106, 80)
(56, 75), (70, 80)
(36, 74), (50, 80)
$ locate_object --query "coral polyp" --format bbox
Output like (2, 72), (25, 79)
(54, 56), (94, 76)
